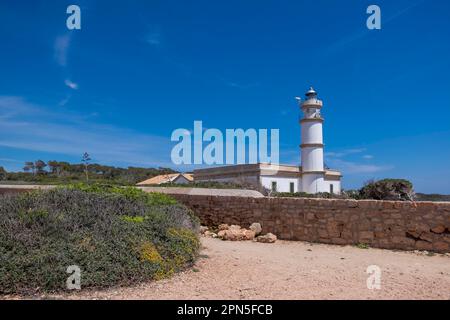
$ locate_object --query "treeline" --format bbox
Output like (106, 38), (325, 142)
(0, 160), (176, 185)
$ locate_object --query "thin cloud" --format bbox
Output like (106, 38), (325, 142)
(64, 79), (78, 90)
(145, 31), (161, 46)
(58, 94), (72, 107)
(144, 26), (162, 47)
(0, 158), (23, 164)
(324, 0), (426, 55)
(325, 148), (391, 174)
(54, 34), (71, 67)
(219, 77), (260, 89)
(0, 96), (174, 168)
(327, 158), (393, 174)
(325, 148), (366, 158)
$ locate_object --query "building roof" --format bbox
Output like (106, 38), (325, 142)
(136, 173), (193, 185)
(193, 163), (342, 179)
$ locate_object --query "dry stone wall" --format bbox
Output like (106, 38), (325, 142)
(1, 186), (449, 253)
(171, 194), (450, 253)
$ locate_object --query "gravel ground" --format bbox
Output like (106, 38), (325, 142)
(4, 237), (450, 300)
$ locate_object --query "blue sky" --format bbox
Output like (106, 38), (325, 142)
(1, 0), (449, 193)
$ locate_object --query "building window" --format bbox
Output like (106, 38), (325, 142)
(290, 182), (295, 193)
(330, 184), (334, 194)
(271, 181), (277, 192)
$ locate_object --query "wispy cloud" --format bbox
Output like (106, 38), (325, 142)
(53, 34), (79, 105)
(145, 31), (161, 46)
(327, 158), (392, 174)
(143, 26), (162, 47)
(324, 0), (426, 55)
(58, 94), (72, 107)
(0, 96), (174, 168)
(325, 148), (366, 158)
(218, 77), (260, 89)
(0, 158), (23, 164)
(325, 148), (391, 174)
(64, 79), (78, 90)
(54, 34), (71, 67)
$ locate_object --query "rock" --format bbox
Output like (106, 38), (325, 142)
(199, 226), (209, 234)
(204, 230), (218, 238)
(256, 233), (277, 243)
(433, 242), (449, 252)
(249, 223), (262, 236)
(431, 225), (446, 234)
(243, 229), (256, 240)
(217, 230), (227, 239)
(217, 225), (254, 241)
(419, 232), (433, 243)
(223, 229), (242, 241)
(218, 224), (230, 231)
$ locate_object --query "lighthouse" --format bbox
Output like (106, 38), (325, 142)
(299, 87), (326, 193)
(192, 86), (342, 194)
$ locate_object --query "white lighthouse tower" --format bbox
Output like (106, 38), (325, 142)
(299, 87), (326, 193)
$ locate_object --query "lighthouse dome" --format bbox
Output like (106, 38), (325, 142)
(306, 87), (317, 96)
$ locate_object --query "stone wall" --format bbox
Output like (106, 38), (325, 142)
(2, 185), (450, 253)
(171, 194), (450, 253)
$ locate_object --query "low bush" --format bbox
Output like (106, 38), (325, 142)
(273, 179), (416, 201)
(0, 185), (200, 294)
(359, 179), (415, 201)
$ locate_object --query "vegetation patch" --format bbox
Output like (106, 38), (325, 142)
(274, 179), (417, 201)
(0, 184), (200, 294)
(356, 243), (370, 249)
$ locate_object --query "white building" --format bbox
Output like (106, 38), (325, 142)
(193, 87), (342, 194)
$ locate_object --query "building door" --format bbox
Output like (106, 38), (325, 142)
(290, 182), (295, 193)
(330, 184), (334, 194)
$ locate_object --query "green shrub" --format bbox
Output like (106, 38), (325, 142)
(0, 186), (200, 294)
(359, 179), (415, 201)
(356, 243), (370, 249)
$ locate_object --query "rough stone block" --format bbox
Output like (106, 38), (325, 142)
(359, 231), (374, 241)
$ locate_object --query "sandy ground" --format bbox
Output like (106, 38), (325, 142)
(5, 238), (450, 300)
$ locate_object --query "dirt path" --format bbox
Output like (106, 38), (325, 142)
(10, 238), (450, 300)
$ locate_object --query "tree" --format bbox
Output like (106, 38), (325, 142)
(47, 160), (60, 176)
(34, 160), (47, 174)
(0, 166), (6, 180)
(23, 161), (36, 175)
(81, 152), (91, 182)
